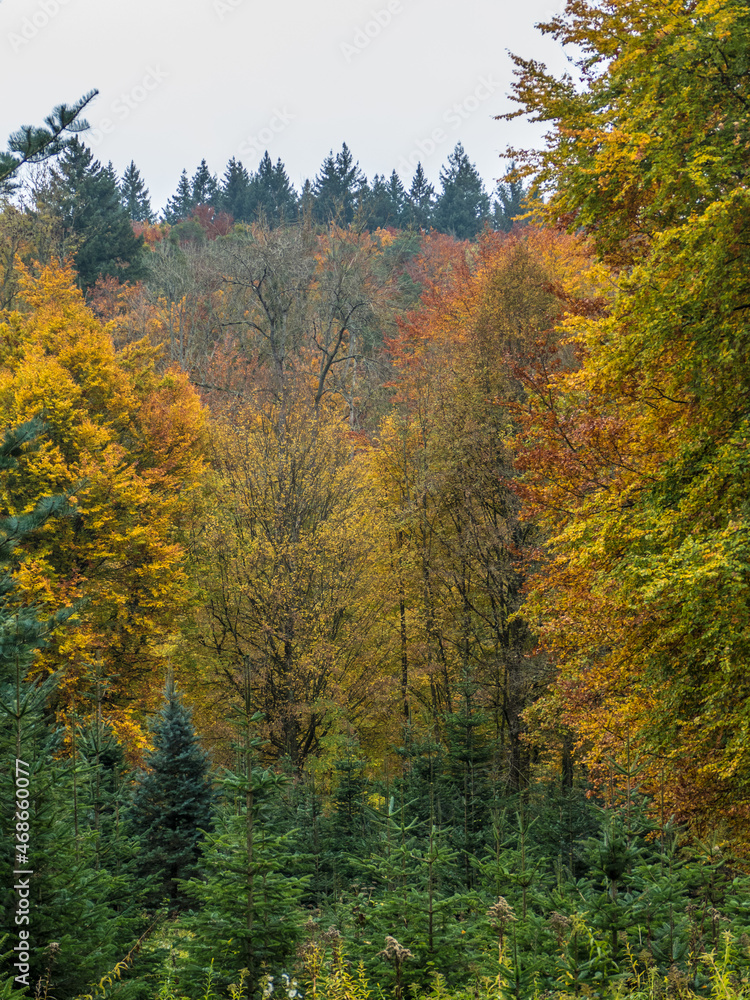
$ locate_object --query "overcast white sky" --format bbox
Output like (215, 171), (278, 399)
(1, 0), (569, 213)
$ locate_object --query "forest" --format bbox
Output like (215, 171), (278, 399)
(2, 1), (750, 998)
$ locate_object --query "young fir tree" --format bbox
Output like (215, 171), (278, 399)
(35, 138), (145, 289)
(181, 688), (307, 997)
(126, 675), (216, 911)
(120, 160), (155, 223)
(433, 143), (491, 239)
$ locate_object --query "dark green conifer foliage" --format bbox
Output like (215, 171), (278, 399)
(126, 676), (215, 911)
(492, 165), (527, 232)
(406, 162), (435, 230)
(444, 692), (494, 888)
(190, 158), (220, 208)
(365, 173), (405, 230)
(221, 156), (252, 221)
(120, 160), (155, 223)
(433, 143), (491, 239)
(313, 143), (367, 224)
(247, 151), (299, 227)
(35, 138), (145, 289)
(0, 91), (97, 194)
(163, 169), (194, 223)
(181, 689), (307, 997)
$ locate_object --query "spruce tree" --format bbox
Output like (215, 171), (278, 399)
(163, 168), (194, 222)
(120, 160), (155, 223)
(247, 151), (298, 226)
(221, 156), (252, 221)
(492, 164), (527, 232)
(35, 138), (145, 289)
(126, 676), (215, 911)
(190, 158), (219, 208)
(433, 143), (491, 239)
(365, 172), (405, 230)
(313, 143), (367, 224)
(405, 162), (435, 230)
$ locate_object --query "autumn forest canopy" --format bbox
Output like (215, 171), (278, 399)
(3, 2), (750, 998)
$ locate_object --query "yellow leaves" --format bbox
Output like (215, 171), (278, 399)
(0, 259), (207, 720)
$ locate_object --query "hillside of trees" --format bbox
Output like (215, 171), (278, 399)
(2, 2), (750, 998)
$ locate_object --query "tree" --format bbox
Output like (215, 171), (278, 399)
(194, 395), (389, 770)
(0, 260), (206, 738)
(313, 143), (368, 224)
(126, 676), (216, 910)
(246, 151), (299, 227)
(220, 156), (252, 221)
(34, 138), (145, 289)
(163, 168), (194, 222)
(433, 143), (491, 239)
(191, 157), (219, 208)
(120, 160), (155, 223)
(405, 162), (435, 230)
(504, 0), (750, 838)
(0, 422), (151, 998)
(492, 164), (527, 232)
(0, 91), (98, 193)
(365, 172), (405, 230)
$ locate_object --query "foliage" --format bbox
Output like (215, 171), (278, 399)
(503, 0), (750, 838)
(33, 139), (145, 289)
(0, 92), (98, 193)
(0, 259), (206, 740)
(126, 676), (216, 911)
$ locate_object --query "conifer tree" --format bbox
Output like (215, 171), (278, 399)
(405, 162), (435, 229)
(492, 164), (527, 232)
(433, 143), (491, 238)
(314, 143), (367, 224)
(0, 91), (97, 193)
(190, 158), (219, 208)
(126, 676), (216, 911)
(35, 138), (145, 289)
(221, 156), (252, 221)
(365, 172), (405, 230)
(120, 160), (155, 222)
(163, 168), (194, 222)
(247, 151), (299, 226)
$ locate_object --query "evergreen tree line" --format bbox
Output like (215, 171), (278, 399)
(123, 141), (526, 238)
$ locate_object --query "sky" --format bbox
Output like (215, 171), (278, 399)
(1, 0), (570, 214)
